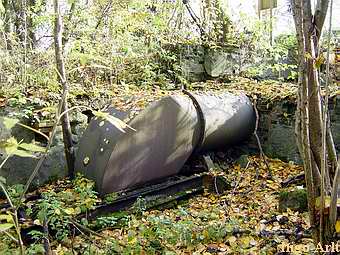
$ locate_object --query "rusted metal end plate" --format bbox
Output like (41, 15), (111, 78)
(101, 95), (200, 195)
(74, 108), (128, 190)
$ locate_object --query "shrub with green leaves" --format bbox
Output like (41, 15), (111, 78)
(33, 174), (99, 241)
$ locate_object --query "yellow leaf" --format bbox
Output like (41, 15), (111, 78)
(0, 137), (18, 154)
(228, 236), (237, 244)
(305, 52), (313, 60)
(335, 221), (340, 233)
(106, 115), (136, 132)
(209, 195), (217, 202)
(315, 196), (331, 209)
(202, 229), (209, 239)
(74, 207), (81, 214)
(33, 219), (42, 225)
(315, 55), (325, 69)
(129, 237), (137, 244)
(1, 117), (19, 129)
(92, 110), (136, 133)
(19, 143), (45, 152)
(12, 149), (36, 158)
(0, 223), (14, 232)
(0, 214), (12, 223)
(64, 208), (75, 215)
(240, 236), (250, 248)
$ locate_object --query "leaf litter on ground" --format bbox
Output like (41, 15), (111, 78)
(34, 156), (314, 255)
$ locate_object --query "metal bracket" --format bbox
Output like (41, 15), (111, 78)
(182, 90), (206, 153)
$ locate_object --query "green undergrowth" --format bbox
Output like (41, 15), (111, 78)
(0, 156), (314, 254)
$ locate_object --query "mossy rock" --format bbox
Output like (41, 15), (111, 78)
(235, 154), (249, 168)
(278, 188), (307, 212)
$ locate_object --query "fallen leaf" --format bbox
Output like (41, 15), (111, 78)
(0, 223), (14, 232)
(335, 221), (340, 233)
(0, 98), (6, 107)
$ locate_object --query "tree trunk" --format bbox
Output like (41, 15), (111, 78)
(291, 0), (338, 246)
(53, 0), (75, 178)
(3, 0), (14, 50)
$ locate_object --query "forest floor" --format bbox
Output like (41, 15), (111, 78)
(0, 154), (311, 254)
(21, 156), (311, 254)
(96, 156), (311, 255)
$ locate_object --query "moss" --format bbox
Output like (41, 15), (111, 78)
(278, 188), (307, 212)
(103, 192), (119, 203)
(235, 154), (249, 168)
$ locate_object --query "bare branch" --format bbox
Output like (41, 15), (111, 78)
(54, 0), (75, 178)
(314, 0), (329, 38)
(330, 158), (340, 225)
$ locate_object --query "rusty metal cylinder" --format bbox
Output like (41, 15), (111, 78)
(75, 92), (255, 195)
(195, 93), (255, 151)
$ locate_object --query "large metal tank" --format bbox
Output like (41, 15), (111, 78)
(75, 92), (255, 195)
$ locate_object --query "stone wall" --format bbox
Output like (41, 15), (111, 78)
(256, 95), (340, 163)
(178, 43), (296, 82)
(178, 44), (239, 81)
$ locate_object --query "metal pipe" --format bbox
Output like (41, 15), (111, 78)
(75, 92), (255, 195)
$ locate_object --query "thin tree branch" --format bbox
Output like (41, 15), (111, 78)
(252, 99), (272, 178)
(183, 0), (205, 36)
(43, 217), (52, 255)
(330, 157), (340, 225)
(54, 0), (75, 178)
(63, 0), (77, 46)
(94, 1), (112, 30)
(314, 0), (330, 39)
(319, 0), (333, 243)
(16, 91), (67, 208)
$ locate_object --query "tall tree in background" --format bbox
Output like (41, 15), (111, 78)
(53, 0), (75, 178)
(2, 0), (37, 49)
(291, 0), (339, 245)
